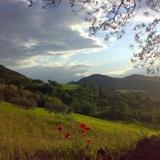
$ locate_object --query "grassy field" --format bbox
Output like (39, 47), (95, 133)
(62, 83), (80, 90)
(0, 102), (159, 159)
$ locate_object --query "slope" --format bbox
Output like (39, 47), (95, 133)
(0, 102), (159, 159)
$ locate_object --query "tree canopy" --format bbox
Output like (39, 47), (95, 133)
(28, 0), (160, 74)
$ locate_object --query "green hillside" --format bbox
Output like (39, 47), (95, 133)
(0, 102), (159, 159)
(1, 64), (160, 126)
(0, 64), (31, 86)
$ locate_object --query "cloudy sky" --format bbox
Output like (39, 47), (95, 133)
(0, 0), (155, 82)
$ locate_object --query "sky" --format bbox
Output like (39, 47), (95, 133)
(0, 0), (157, 83)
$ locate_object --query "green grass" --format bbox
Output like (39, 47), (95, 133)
(0, 102), (159, 159)
(62, 83), (80, 90)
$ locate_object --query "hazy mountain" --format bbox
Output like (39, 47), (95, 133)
(77, 74), (160, 91)
(1, 64), (160, 91)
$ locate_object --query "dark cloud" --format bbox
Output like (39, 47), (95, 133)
(0, 0), (103, 81)
(0, 0), (102, 65)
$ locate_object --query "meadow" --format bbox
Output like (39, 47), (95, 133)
(62, 84), (80, 90)
(0, 102), (159, 159)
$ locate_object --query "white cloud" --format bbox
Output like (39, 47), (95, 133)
(106, 68), (133, 77)
(15, 39), (40, 49)
(133, 1), (160, 23)
(69, 23), (107, 51)
(75, 72), (91, 77)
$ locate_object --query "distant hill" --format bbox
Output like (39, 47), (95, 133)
(0, 64), (31, 86)
(1, 64), (160, 92)
(77, 74), (160, 91)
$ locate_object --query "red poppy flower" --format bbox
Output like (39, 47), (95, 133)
(81, 129), (87, 135)
(84, 126), (90, 132)
(56, 125), (64, 132)
(79, 123), (90, 135)
(65, 132), (71, 139)
(79, 123), (86, 129)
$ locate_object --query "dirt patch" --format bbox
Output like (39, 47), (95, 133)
(95, 136), (160, 160)
(130, 135), (160, 160)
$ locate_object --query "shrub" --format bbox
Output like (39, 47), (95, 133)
(9, 97), (37, 109)
(3, 85), (19, 101)
(44, 97), (69, 113)
(111, 101), (130, 120)
(71, 100), (97, 115)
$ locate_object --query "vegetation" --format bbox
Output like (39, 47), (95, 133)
(0, 102), (159, 159)
(0, 64), (160, 125)
(62, 84), (80, 91)
(0, 64), (31, 87)
(0, 65), (160, 159)
(1, 1), (160, 159)
(77, 74), (160, 92)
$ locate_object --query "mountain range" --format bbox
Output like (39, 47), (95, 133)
(76, 74), (160, 91)
(0, 64), (160, 92)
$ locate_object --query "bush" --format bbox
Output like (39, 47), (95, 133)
(71, 100), (97, 115)
(44, 97), (69, 113)
(0, 84), (5, 101)
(3, 85), (19, 101)
(110, 101), (130, 120)
(9, 97), (37, 109)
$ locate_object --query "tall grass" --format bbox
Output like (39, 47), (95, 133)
(0, 102), (159, 159)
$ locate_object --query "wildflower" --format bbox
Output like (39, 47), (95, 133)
(65, 132), (71, 139)
(79, 123), (90, 135)
(84, 126), (90, 132)
(56, 125), (64, 132)
(81, 129), (88, 135)
(79, 123), (86, 129)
